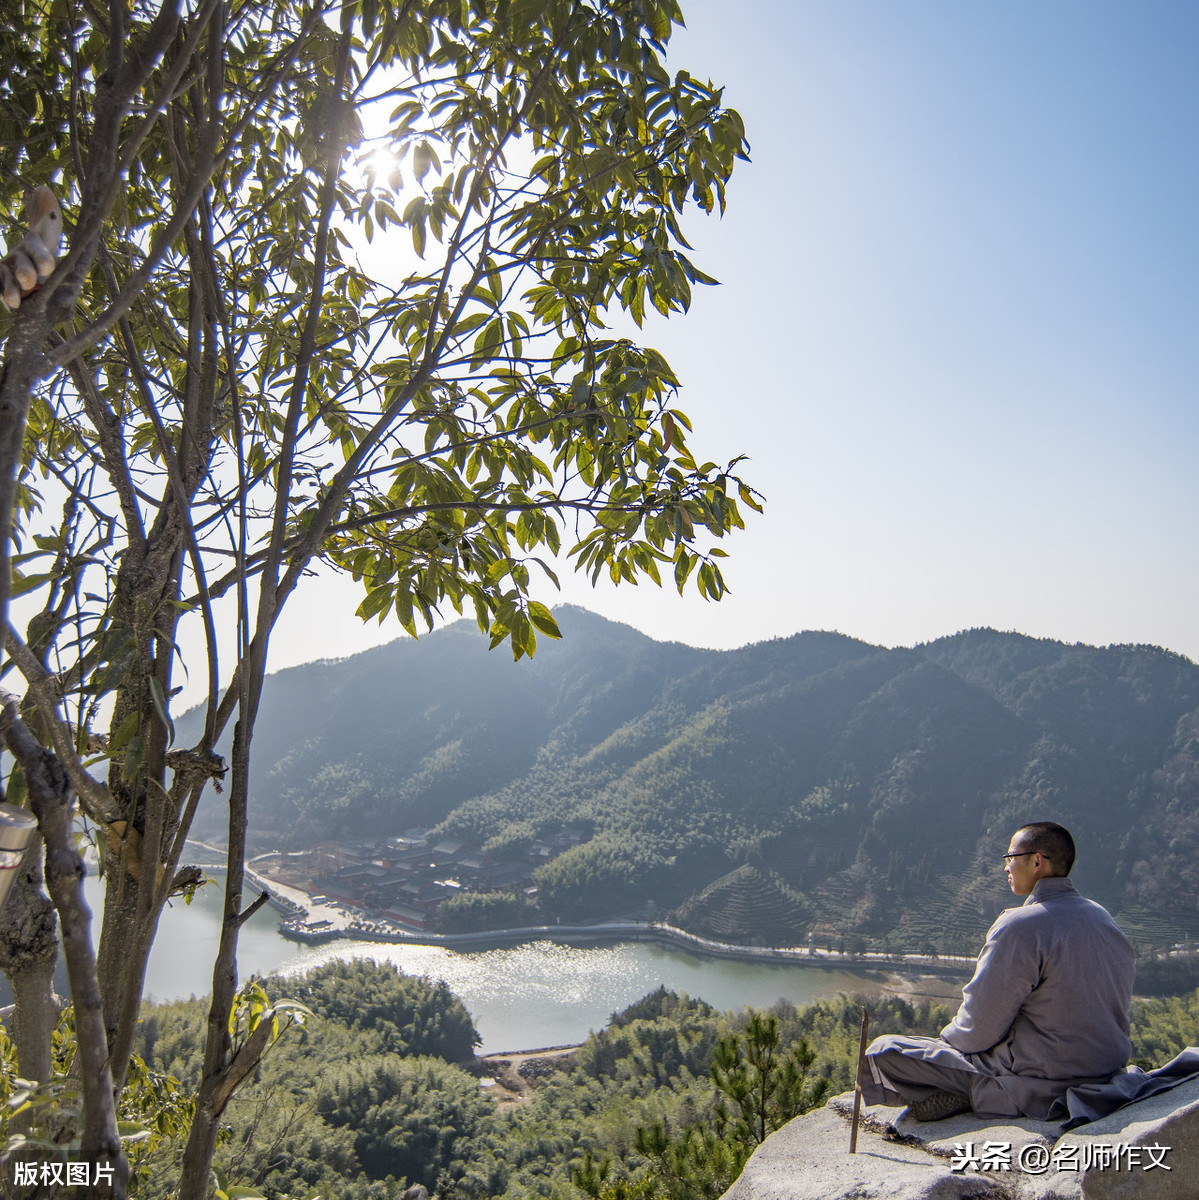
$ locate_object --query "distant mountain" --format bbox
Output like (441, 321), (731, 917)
(184, 608), (1199, 951)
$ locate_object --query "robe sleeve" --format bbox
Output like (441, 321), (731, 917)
(940, 911), (1042, 1055)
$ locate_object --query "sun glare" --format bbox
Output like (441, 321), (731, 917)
(359, 143), (404, 194)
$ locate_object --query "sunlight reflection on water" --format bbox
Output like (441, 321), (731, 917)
(272, 938), (877, 1053)
(82, 874), (880, 1053)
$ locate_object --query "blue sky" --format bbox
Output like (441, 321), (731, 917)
(278, 0), (1199, 666)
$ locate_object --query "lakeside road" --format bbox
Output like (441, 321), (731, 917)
(100, 846), (973, 1049)
(217, 843), (974, 995)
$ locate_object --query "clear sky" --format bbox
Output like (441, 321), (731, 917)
(275, 0), (1199, 668)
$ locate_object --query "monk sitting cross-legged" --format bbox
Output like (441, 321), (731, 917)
(862, 821), (1136, 1122)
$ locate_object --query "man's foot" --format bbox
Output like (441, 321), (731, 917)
(908, 1090), (971, 1122)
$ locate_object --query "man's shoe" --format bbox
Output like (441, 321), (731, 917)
(908, 1090), (972, 1122)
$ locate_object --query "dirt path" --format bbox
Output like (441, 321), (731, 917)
(466, 1045), (580, 1106)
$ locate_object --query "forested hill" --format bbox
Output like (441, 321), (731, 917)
(187, 608), (1199, 951)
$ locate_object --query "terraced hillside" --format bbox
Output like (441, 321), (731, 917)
(671, 865), (809, 946)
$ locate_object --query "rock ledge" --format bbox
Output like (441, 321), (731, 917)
(718, 1079), (1199, 1200)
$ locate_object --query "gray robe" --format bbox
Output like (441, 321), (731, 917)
(868, 876), (1136, 1120)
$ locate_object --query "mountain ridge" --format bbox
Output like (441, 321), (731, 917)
(184, 607), (1199, 950)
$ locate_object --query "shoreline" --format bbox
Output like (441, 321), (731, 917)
(242, 860), (974, 982)
(186, 845), (977, 992)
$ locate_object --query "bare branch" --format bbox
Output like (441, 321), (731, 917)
(210, 1015), (273, 1118)
(234, 890), (270, 929)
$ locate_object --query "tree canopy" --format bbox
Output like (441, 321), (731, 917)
(0, 0), (752, 1194)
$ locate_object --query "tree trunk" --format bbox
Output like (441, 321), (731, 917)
(175, 717), (255, 1200)
(0, 847), (59, 1088)
(95, 537), (195, 1089)
(1, 700), (129, 1197)
(96, 871), (165, 1092)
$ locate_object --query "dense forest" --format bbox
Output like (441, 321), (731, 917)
(183, 608), (1199, 952)
(76, 960), (1199, 1198)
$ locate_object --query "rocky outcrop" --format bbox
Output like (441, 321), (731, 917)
(719, 1080), (1199, 1200)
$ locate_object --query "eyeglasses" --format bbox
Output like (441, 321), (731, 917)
(1002, 851), (1037, 863)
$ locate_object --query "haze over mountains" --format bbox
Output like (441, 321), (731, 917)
(188, 607), (1199, 952)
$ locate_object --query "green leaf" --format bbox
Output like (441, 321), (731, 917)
(673, 550), (695, 593)
(453, 310), (491, 337)
(91, 626), (139, 694)
(527, 602), (561, 639)
(117, 1121), (152, 1143)
(4, 769), (27, 808)
(356, 585), (393, 622)
(122, 735), (145, 783)
(147, 676), (175, 748)
(8, 569), (54, 598)
(108, 711), (141, 754)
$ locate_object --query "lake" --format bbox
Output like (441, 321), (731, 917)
(82, 873), (884, 1054)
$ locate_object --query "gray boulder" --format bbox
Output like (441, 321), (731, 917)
(1027, 1078), (1199, 1200)
(719, 1079), (1199, 1200)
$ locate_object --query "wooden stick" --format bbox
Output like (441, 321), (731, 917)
(849, 1006), (869, 1153)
